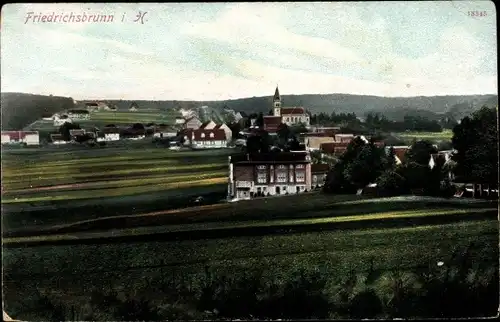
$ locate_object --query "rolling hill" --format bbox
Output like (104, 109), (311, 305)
(1, 92), (497, 130)
(1, 93), (75, 130)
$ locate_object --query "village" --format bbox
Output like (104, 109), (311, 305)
(1, 86), (492, 202)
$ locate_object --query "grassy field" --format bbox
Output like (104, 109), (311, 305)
(3, 217), (497, 320)
(24, 109), (180, 133)
(1, 145), (234, 232)
(395, 129), (453, 143)
(2, 145), (230, 201)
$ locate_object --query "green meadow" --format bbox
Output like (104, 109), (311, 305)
(24, 109), (180, 133)
(395, 129), (453, 143)
(3, 216), (497, 320)
(2, 146), (231, 206)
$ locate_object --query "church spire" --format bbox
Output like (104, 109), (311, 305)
(273, 85), (280, 102)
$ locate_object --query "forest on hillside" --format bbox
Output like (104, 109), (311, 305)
(104, 94), (498, 121)
(1, 93), (75, 130)
(1, 92), (497, 130)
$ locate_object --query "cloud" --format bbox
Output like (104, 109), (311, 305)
(1, 2), (497, 99)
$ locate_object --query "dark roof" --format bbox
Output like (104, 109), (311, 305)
(320, 142), (350, 154)
(85, 102), (98, 106)
(301, 132), (331, 138)
(263, 116), (282, 131)
(102, 127), (120, 134)
(68, 109), (89, 114)
(199, 121), (214, 129)
(273, 86), (280, 101)
(311, 163), (330, 173)
(50, 134), (65, 141)
(230, 152), (310, 164)
(281, 107), (306, 115)
(69, 129), (86, 136)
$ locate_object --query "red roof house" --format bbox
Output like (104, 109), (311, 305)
(263, 116), (282, 132)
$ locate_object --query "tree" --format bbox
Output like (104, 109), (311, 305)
(228, 122), (242, 140)
(256, 112), (264, 127)
(405, 140), (437, 166)
(277, 123), (291, 143)
(451, 106), (498, 184)
(245, 131), (271, 154)
(343, 142), (386, 188)
(285, 136), (301, 152)
(324, 161), (354, 193)
(376, 169), (408, 197)
(58, 122), (81, 141)
(400, 140), (436, 192)
(385, 146), (396, 170)
(132, 123), (145, 130)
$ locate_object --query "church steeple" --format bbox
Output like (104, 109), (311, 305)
(273, 85), (281, 116)
(273, 85), (280, 102)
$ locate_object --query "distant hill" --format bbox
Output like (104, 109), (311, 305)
(104, 94), (497, 121)
(2, 92), (497, 130)
(1, 93), (75, 130)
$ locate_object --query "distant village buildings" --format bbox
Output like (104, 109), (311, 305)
(182, 128), (228, 149)
(67, 109), (90, 120)
(228, 151), (314, 200)
(264, 86), (310, 132)
(1, 131), (40, 146)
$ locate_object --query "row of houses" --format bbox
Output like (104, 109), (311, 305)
(227, 137), (457, 202)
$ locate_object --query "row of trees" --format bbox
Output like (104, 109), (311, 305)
(365, 113), (443, 132)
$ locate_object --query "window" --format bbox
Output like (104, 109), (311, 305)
(276, 172), (287, 183)
(210, 132), (214, 138)
(257, 165), (266, 170)
(257, 172), (267, 184)
(201, 133), (205, 138)
(289, 165), (294, 169)
(296, 164), (304, 169)
(277, 165), (286, 169)
(295, 172), (305, 183)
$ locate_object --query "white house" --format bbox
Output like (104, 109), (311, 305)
(183, 128), (227, 149)
(97, 128), (120, 142)
(1, 131), (39, 146)
(153, 126), (177, 139)
(67, 110), (90, 120)
(175, 117), (186, 124)
(54, 115), (73, 127)
(50, 134), (67, 145)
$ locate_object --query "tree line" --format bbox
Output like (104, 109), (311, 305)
(323, 106), (498, 195)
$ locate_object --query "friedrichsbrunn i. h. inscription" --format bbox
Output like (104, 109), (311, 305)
(1, 2), (498, 321)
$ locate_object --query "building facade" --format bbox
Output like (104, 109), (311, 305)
(182, 128), (227, 149)
(67, 110), (90, 120)
(311, 163), (330, 189)
(228, 151), (312, 200)
(272, 86), (310, 127)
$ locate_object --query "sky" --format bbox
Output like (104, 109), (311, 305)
(0, 1), (497, 100)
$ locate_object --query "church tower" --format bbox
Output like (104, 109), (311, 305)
(273, 85), (281, 116)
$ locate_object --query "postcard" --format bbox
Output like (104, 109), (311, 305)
(1, 1), (498, 320)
